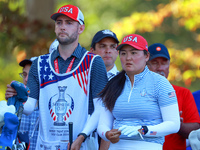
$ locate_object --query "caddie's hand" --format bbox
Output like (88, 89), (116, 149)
(67, 142), (70, 150)
(118, 125), (141, 137)
(70, 135), (84, 150)
(105, 129), (121, 144)
(5, 84), (17, 100)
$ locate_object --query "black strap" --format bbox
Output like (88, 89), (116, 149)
(78, 133), (88, 142)
(142, 126), (148, 135)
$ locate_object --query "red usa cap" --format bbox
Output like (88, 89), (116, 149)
(117, 34), (148, 51)
(51, 4), (84, 25)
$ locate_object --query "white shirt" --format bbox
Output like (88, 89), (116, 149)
(107, 65), (118, 80)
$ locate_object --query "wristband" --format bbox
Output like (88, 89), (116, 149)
(141, 126), (148, 135)
(77, 133), (87, 142)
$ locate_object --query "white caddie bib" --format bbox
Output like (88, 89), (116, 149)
(36, 51), (97, 150)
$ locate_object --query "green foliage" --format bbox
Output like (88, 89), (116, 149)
(0, 57), (22, 100)
(0, 0), (200, 100)
(0, 0), (55, 99)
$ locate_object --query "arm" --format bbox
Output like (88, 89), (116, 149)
(23, 97), (37, 115)
(145, 103), (180, 137)
(99, 139), (110, 150)
(178, 122), (200, 139)
(137, 76), (180, 137)
(97, 106), (121, 144)
(118, 103), (181, 138)
(97, 106), (114, 141)
(143, 78), (180, 137)
(71, 98), (103, 150)
(81, 98), (103, 135)
(178, 88), (200, 138)
(80, 56), (108, 136)
(23, 58), (39, 115)
(71, 56), (108, 149)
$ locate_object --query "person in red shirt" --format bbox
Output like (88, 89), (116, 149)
(147, 43), (200, 150)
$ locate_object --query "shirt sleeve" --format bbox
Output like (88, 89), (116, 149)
(27, 58), (39, 100)
(88, 56), (108, 114)
(156, 76), (177, 107)
(81, 56), (108, 135)
(97, 106), (114, 141)
(81, 98), (103, 135)
(90, 55), (108, 99)
(145, 77), (180, 137)
(146, 103), (180, 137)
(182, 88), (200, 123)
(23, 97), (37, 115)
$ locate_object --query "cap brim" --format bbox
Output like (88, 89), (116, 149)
(51, 13), (65, 20)
(149, 54), (170, 61)
(19, 59), (32, 67)
(51, 13), (79, 23)
(92, 35), (119, 48)
(117, 43), (145, 50)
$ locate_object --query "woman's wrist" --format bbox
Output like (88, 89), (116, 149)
(141, 126), (148, 135)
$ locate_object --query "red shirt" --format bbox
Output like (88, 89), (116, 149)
(163, 84), (200, 150)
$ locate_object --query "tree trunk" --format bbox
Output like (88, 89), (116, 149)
(26, 0), (55, 24)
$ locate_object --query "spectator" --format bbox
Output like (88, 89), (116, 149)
(5, 57), (39, 150)
(192, 90), (200, 115)
(90, 29), (119, 80)
(147, 43), (200, 150)
(90, 29), (119, 149)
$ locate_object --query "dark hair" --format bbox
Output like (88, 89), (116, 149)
(99, 50), (148, 111)
(99, 70), (126, 111)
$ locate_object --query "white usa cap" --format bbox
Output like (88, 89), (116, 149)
(49, 39), (59, 53)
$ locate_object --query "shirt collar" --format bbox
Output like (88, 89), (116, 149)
(125, 66), (149, 83)
(52, 43), (83, 60)
(107, 65), (119, 76)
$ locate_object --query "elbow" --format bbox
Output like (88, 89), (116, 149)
(23, 107), (34, 115)
(97, 125), (109, 141)
(172, 119), (181, 134)
(22, 97), (36, 115)
(175, 121), (181, 133)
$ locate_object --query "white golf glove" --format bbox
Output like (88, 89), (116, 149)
(118, 125), (141, 137)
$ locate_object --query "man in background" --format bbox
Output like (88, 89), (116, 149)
(192, 90), (200, 115)
(90, 29), (119, 150)
(147, 43), (200, 150)
(90, 29), (119, 80)
(5, 57), (39, 150)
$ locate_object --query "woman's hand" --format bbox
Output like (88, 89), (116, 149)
(105, 129), (121, 143)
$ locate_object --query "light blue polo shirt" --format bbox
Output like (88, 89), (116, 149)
(112, 66), (177, 144)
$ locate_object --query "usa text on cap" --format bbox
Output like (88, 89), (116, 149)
(51, 4), (84, 25)
(117, 34), (148, 51)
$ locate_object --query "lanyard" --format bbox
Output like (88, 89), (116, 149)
(54, 57), (75, 73)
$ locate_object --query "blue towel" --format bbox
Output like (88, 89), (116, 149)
(0, 112), (19, 147)
(7, 81), (30, 113)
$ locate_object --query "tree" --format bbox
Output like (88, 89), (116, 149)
(0, 0), (200, 100)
